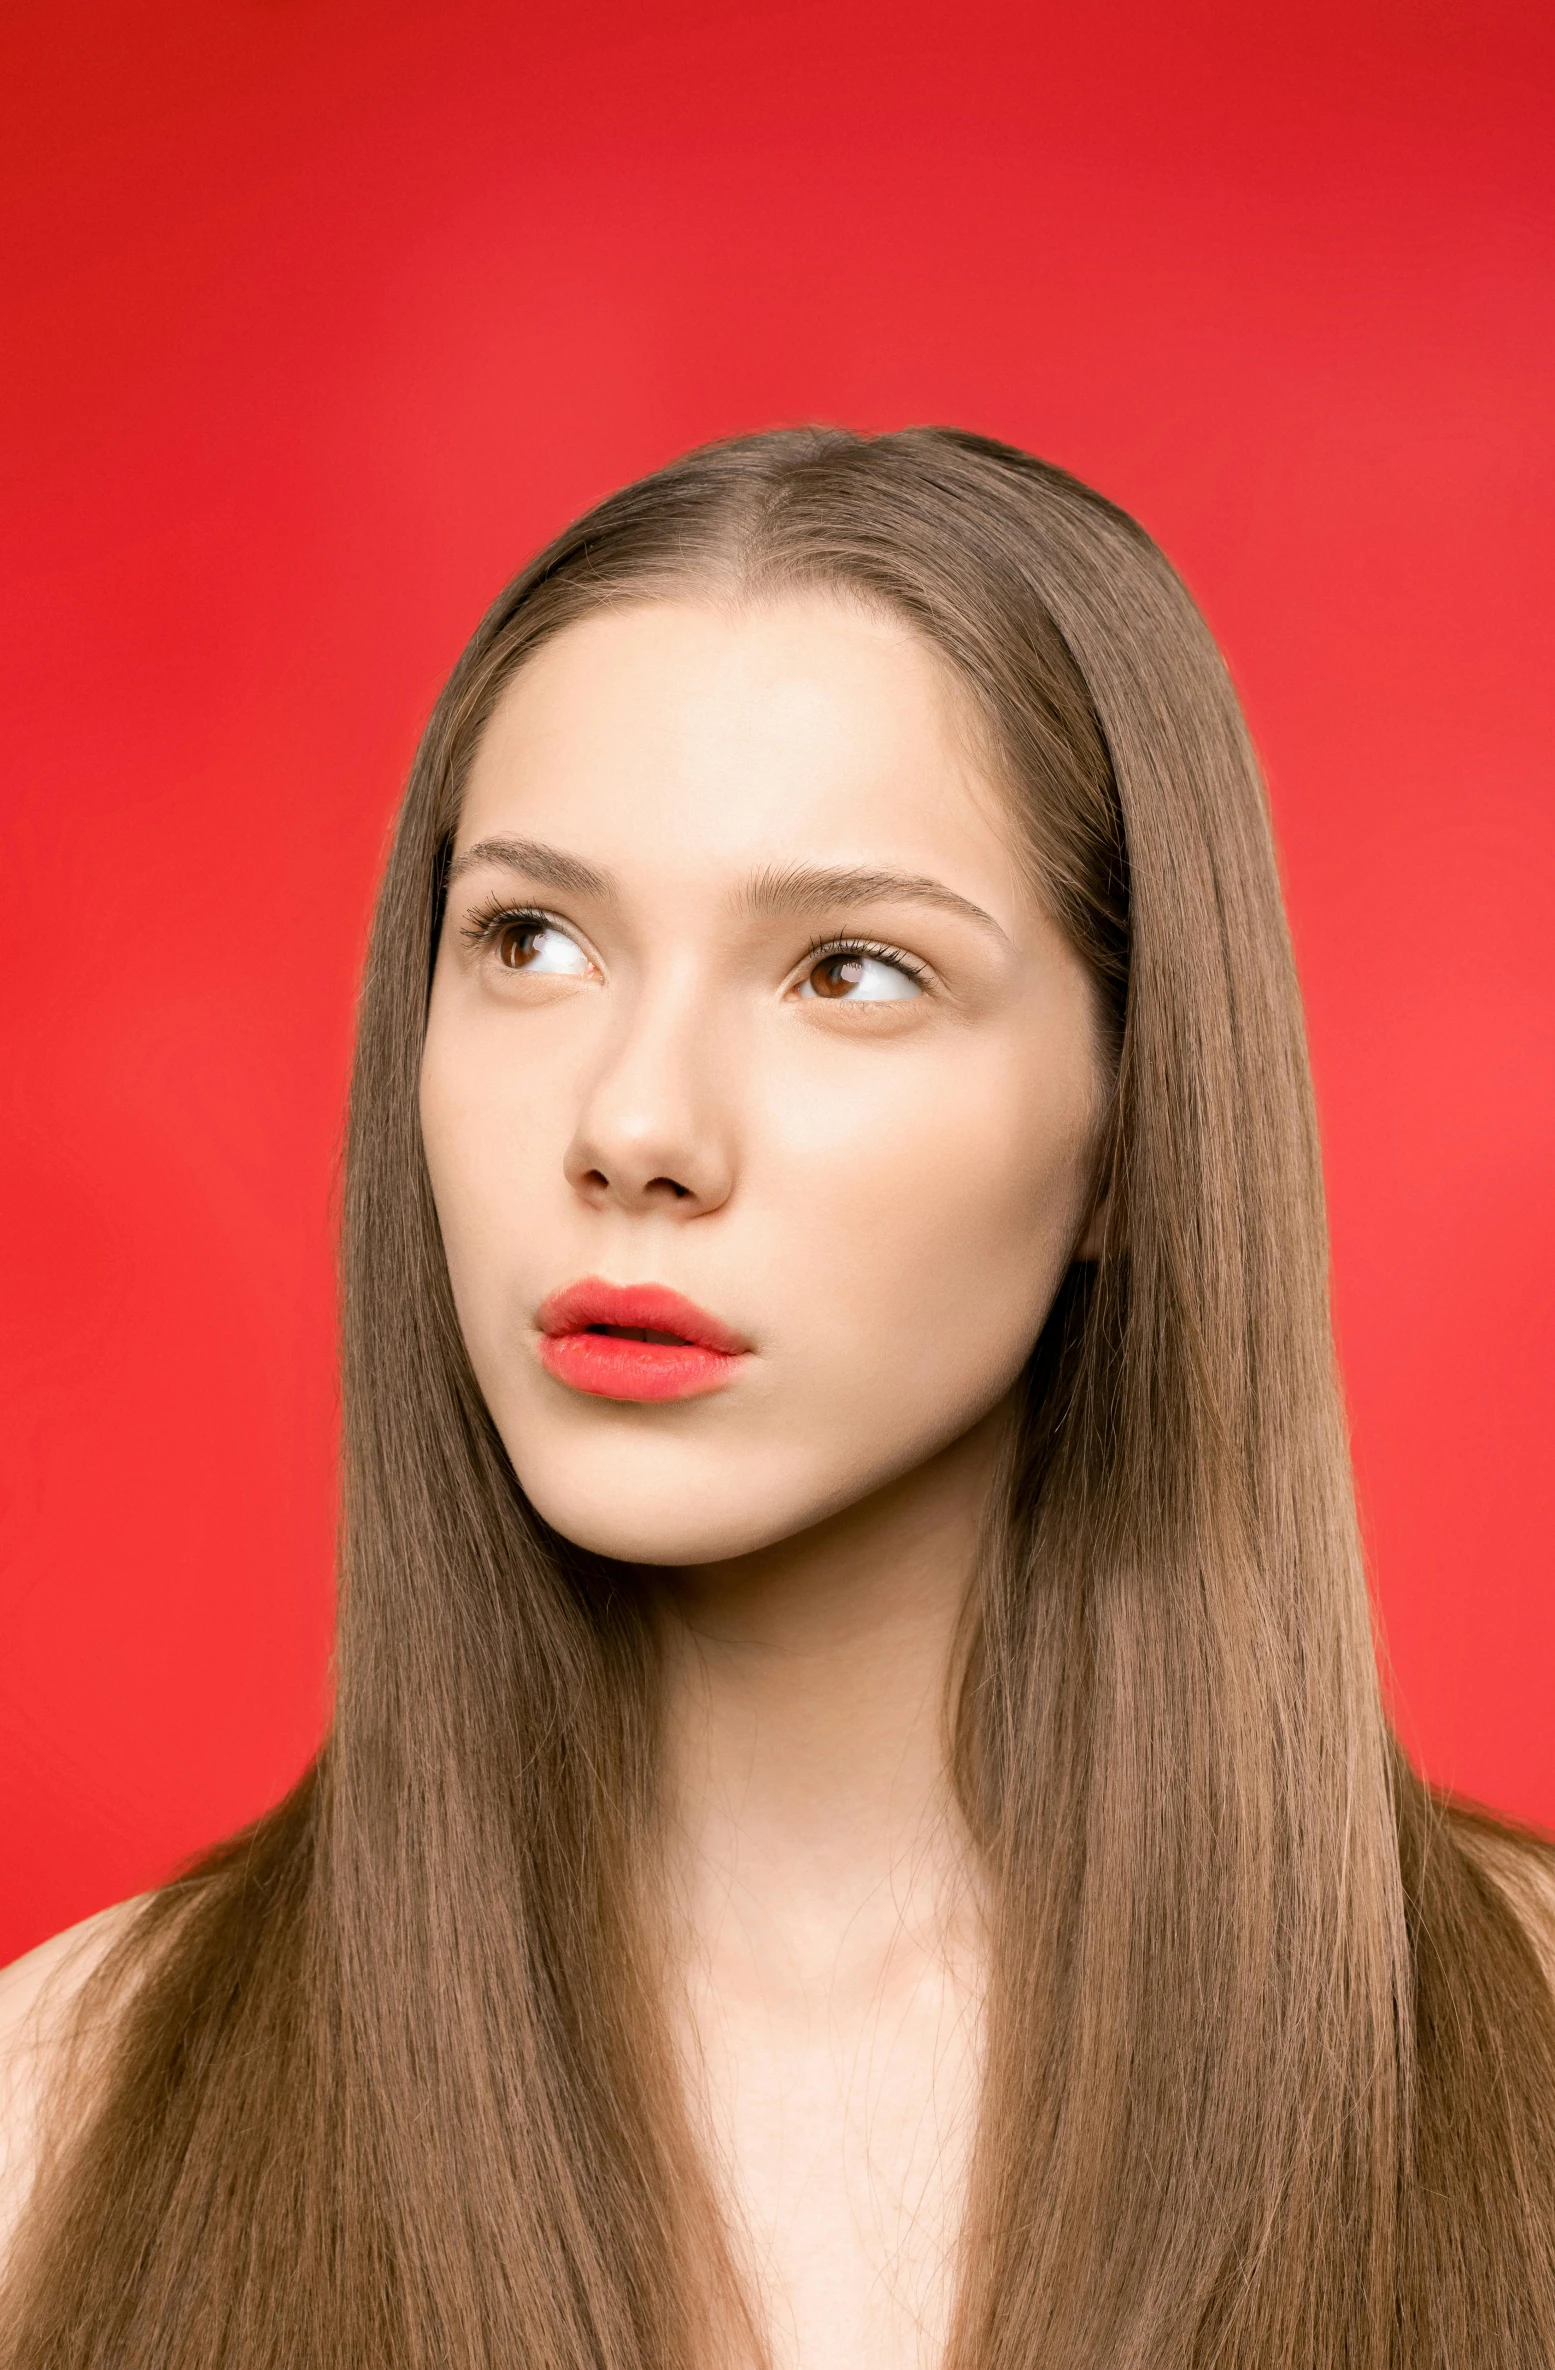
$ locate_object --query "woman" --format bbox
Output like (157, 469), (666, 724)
(1, 426), (1552, 2369)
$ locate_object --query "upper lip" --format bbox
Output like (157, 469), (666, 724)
(534, 1276), (750, 1355)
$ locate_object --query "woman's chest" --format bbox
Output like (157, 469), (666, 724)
(680, 1947), (984, 2370)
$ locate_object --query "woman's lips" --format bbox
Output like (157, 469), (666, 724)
(534, 1277), (749, 1403)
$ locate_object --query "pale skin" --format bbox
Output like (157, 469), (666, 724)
(3, 590), (1555, 2359)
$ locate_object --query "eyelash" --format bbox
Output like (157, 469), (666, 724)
(798, 934), (930, 989)
(458, 903), (930, 990)
(459, 899), (566, 952)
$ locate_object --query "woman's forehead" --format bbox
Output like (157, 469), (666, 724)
(456, 593), (1027, 909)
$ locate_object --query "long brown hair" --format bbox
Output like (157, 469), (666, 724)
(6, 427), (1554, 2368)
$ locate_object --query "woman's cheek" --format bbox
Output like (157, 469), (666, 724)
(768, 1042), (1092, 1439)
(419, 1046), (553, 1365)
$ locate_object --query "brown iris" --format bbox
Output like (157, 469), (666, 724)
(496, 921), (546, 968)
(807, 953), (867, 999)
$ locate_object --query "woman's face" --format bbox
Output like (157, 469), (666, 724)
(420, 592), (1105, 1565)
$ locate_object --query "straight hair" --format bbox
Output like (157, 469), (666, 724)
(6, 426), (1554, 2368)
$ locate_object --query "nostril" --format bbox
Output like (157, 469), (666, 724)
(648, 1176), (692, 1201)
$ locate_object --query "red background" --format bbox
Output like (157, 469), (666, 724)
(2, 0), (1552, 1966)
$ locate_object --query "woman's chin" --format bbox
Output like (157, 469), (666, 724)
(516, 1470), (812, 1569)
(505, 1402), (1004, 1573)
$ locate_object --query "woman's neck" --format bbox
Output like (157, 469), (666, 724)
(656, 1399), (1010, 1976)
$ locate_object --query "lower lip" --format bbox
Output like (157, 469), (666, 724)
(537, 1331), (744, 1403)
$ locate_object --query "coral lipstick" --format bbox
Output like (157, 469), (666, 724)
(535, 1277), (749, 1403)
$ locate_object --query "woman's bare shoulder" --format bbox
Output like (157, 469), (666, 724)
(0, 1899), (147, 2265)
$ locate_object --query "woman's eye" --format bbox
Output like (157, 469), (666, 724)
(491, 918), (592, 976)
(798, 950), (923, 1002)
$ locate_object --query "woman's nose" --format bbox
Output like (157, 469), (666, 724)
(561, 995), (735, 1218)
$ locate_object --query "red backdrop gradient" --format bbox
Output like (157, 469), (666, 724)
(2, 0), (1552, 1964)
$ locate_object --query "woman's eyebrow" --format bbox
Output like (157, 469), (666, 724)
(738, 861), (1009, 941)
(446, 840), (1009, 943)
(446, 836), (614, 897)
